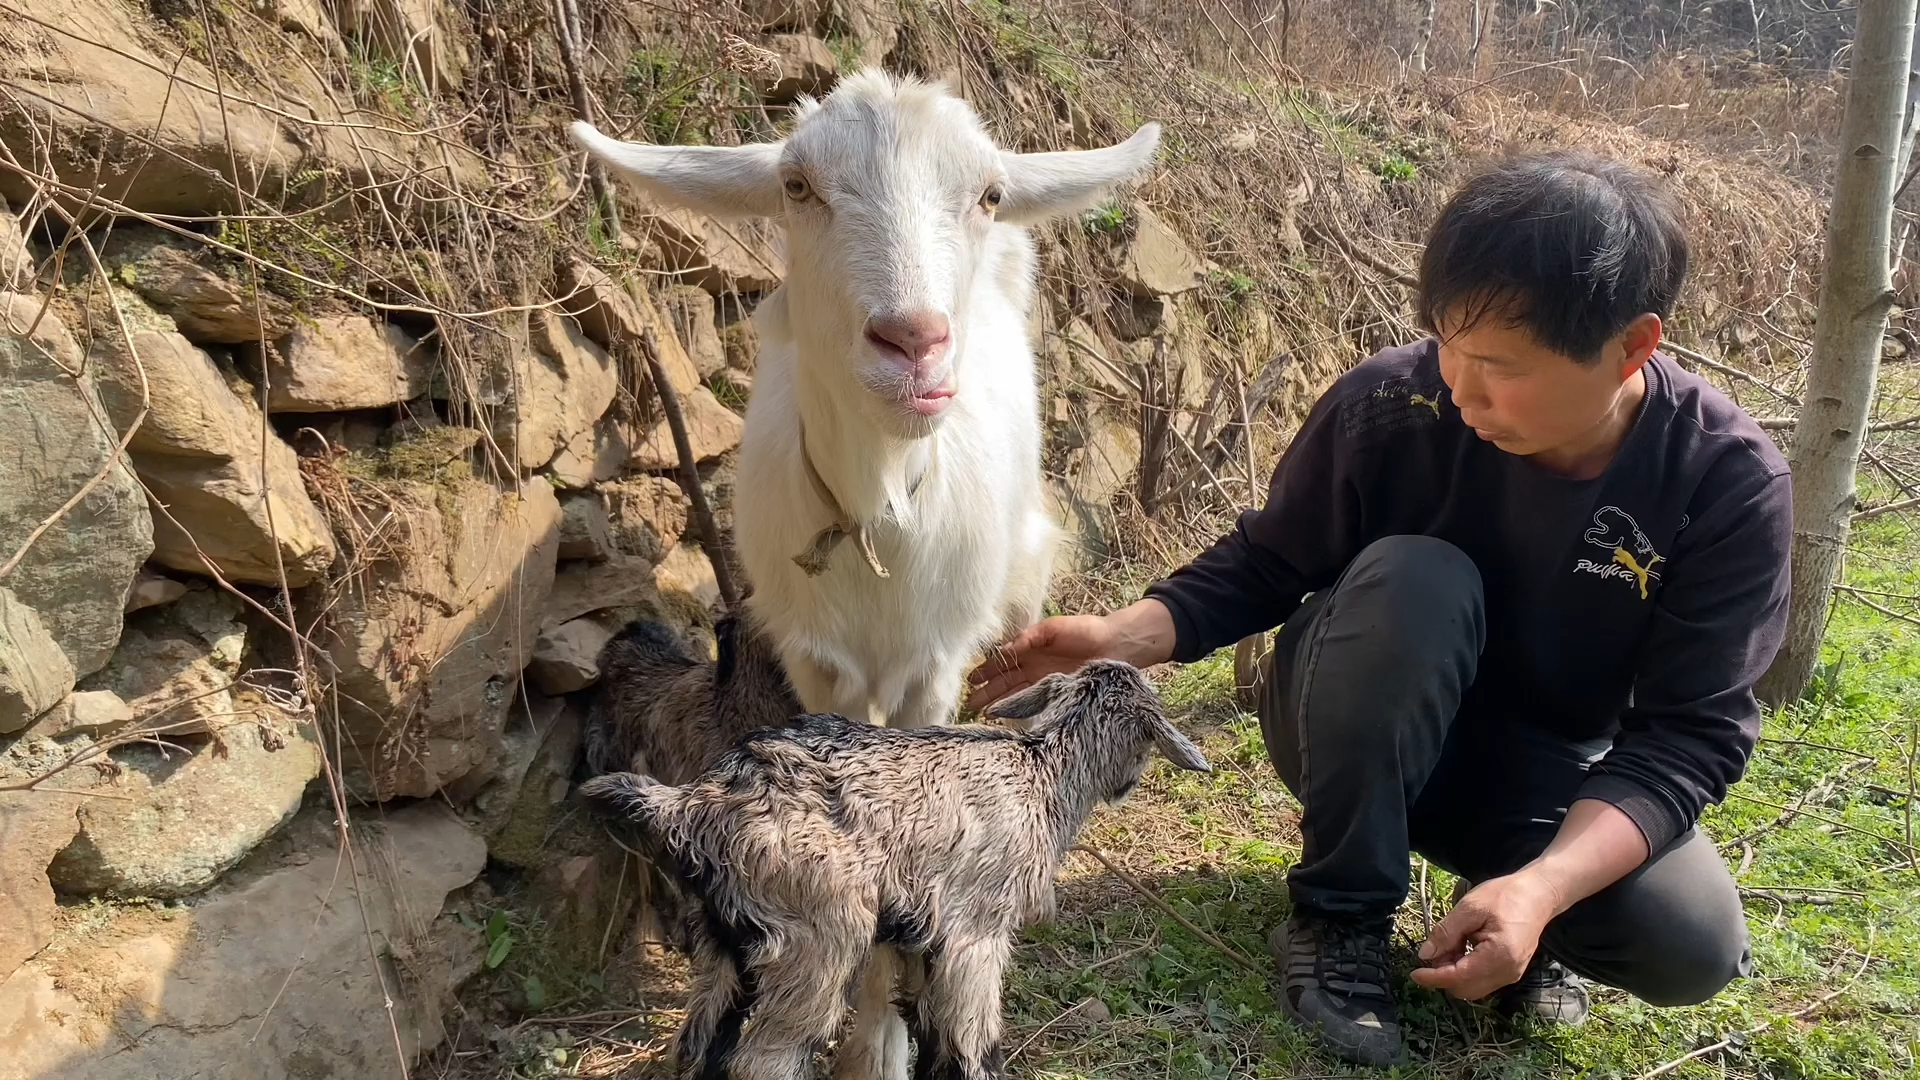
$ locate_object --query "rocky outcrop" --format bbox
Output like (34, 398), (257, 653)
(643, 211), (785, 294)
(626, 386), (744, 471)
(558, 493), (614, 562)
(81, 589), (250, 736)
(0, 589), (74, 734)
(662, 284), (727, 380)
(0, 205), (36, 292)
(551, 261), (703, 397)
(654, 543), (721, 614)
(601, 476), (689, 563)
(485, 702), (585, 869)
(0, 801), (486, 1079)
(0, 294), (152, 676)
(527, 617), (614, 694)
(1116, 204), (1205, 297)
(760, 34), (839, 103)
(323, 476), (561, 800)
(545, 553), (664, 629)
(0, 792), (82, 981)
(245, 315), (432, 412)
(330, 0), (470, 92)
(85, 288), (337, 585)
(99, 228), (296, 344)
(22, 690), (135, 740)
(46, 718), (322, 899)
(122, 571), (188, 614)
(548, 419), (633, 489)
(487, 310), (619, 472)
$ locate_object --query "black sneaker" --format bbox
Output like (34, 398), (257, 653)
(1495, 952), (1591, 1026)
(1269, 913), (1406, 1068)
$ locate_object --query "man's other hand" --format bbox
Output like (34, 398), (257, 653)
(1410, 871), (1561, 1000)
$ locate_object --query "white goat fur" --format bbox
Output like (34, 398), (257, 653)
(572, 70), (1161, 1079)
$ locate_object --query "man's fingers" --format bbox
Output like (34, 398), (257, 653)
(1418, 906), (1476, 961)
(1413, 943), (1520, 1001)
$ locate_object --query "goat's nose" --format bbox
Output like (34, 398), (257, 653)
(864, 311), (952, 368)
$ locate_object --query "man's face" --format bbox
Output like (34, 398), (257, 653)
(1436, 311), (1659, 462)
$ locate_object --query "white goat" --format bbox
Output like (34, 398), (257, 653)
(578, 660), (1212, 1080)
(572, 69), (1160, 1078)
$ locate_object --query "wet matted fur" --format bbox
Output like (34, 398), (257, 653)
(578, 660), (1211, 1080)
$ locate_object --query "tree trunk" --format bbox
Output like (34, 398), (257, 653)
(1412, 0), (1436, 73)
(1758, 0), (1918, 706)
(1897, 26), (1920, 197)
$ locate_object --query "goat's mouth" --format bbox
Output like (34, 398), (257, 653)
(908, 384), (956, 416)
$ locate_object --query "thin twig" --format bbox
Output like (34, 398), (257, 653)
(1662, 341), (1803, 405)
(1835, 585), (1920, 629)
(1072, 845), (1263, 974)
(638, 326), (739, 610)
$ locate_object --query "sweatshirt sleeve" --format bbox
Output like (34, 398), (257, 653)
(1143, 384), (1365, 663)
(1577, 462), (1792, 853)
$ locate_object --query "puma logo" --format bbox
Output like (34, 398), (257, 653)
(1611, 546), (1664, 600)
(1408, 392), (1442, 418)
(1577, 506), (1664, 599)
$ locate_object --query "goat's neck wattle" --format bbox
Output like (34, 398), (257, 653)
(790, 326), (945, 527)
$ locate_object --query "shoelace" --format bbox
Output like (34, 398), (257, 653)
(1315, 920), (1393, 997)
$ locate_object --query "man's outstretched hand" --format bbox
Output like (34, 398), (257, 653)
(964, 598), (1180, 713)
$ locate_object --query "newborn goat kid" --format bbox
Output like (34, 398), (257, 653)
(578, 660), (1211, 1080)
(585, 610), (804, 786)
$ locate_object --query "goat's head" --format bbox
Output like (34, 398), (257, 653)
(988, 659), (1209, 803)
(571, 70), (1160, 435)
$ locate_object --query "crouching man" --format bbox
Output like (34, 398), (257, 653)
(968, 150), (1791, 1068)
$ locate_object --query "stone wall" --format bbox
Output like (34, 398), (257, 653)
(0, 1), (1234, 1074)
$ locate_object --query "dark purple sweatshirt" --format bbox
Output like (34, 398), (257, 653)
(1143, 339), (1793, 852)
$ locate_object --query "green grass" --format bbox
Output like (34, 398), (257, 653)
(1000, 520), (1920, 1079)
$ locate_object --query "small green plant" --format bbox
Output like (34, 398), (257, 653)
(484, 909), (515, 970)
(1083, 201), (1129, 235)
(1210, 269), (1258, 305)
(1375, 152), (1417, 183)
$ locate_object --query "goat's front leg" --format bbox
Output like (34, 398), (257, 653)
(675, 919), (750, 1080)
(727, 944), (863, 1080)
(833, 945), (911, 1080)
(891, 663), (963, 730)
(915, 935), (1012, 1080)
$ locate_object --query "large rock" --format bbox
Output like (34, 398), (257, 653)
(662, 284), (727, 380)
(330, 0), (470, 92)
(23, 689), (135, 741)
(0, 294), (152, 677)
(122, 570), (188, 614)
(0, 792), (82, 981)
(0, 588), (74, 734)
(81, 589), (249, 737)
(601, 476), (689, 563)
(558, 493), (614, 561)
(551, 262), (703, 396)
(545, 553), (664, 629)
(1116, 204), (1205, 297)
(84, 289), (337, 585)
(323, 476), (562, 800)
(244, 315), (431, 412)
(0, 0), (485, 221)
(0, 205), (35, 291)
(626, 386), (744, 471)
(527, 617), (615, 695)
(759, 35), (839, 103)
(98, 228), (296, 344)
(488, 310), (619, 472)
(46, 719), (323, 900)
(0, 801), (486, 1079)
(642, 210), (785, 294)
(485, 701), (585, 869)
(548, 418), (631, 489)
(654, 543), (721, 613)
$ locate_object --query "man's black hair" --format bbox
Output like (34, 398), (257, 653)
(1416, 149), (1689, 363)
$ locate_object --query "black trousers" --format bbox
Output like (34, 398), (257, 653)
(1257, 535), (1753, 1005)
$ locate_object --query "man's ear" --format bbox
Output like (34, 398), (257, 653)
(570, 121), (786, 220)
(1618, 312), (1662, 381)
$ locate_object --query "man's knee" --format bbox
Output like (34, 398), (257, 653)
(1546, 831), (1752, 1006)
(1335, 536), (1486, 659)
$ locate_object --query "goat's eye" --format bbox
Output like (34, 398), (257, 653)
(981, 185), (1004, 211)
(783, 176), (811, 201)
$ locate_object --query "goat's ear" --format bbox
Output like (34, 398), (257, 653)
(1150, 714), (1212, 773)
(985, 672), (1073, 721)
(570, 121), (785, 220)
(996, 123), (1162, 226)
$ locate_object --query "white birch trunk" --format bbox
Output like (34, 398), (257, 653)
(1760, 0), (1919, 704)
